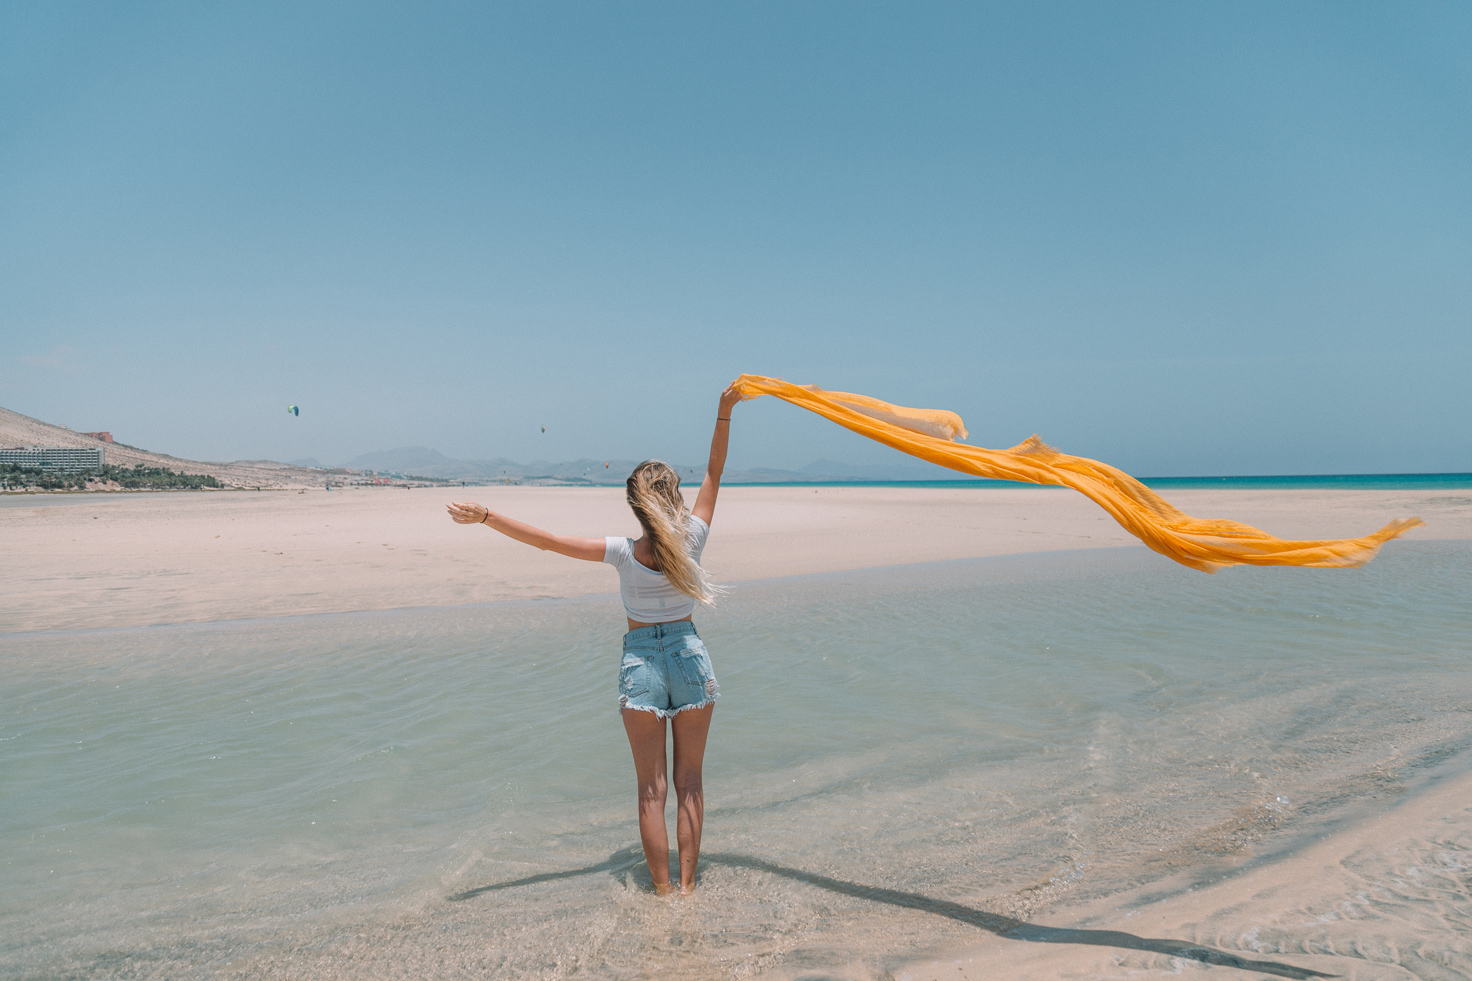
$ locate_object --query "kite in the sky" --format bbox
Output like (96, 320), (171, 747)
(541, 425), (546, 433)
(728, 374), (1422, 573)
(287, 405), (299, 417)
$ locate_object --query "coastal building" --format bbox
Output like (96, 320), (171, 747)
(0, 446), (106, 471)
(82, 431), (114, 443)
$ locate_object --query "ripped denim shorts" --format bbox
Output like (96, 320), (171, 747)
(619, 620), (719, 719)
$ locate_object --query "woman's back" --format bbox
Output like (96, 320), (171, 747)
(603, 515), (710, 624)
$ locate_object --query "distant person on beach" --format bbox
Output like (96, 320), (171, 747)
(447, 385), (741, 895)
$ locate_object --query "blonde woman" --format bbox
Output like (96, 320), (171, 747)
(447, 385), (741, 895)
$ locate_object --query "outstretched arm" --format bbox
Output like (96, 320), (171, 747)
(447, 501), (606, 561)
(692, 385), (741, 527)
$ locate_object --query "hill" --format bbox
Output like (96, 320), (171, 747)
(0, 406), (326, 489)
(2, 405), (974, 491)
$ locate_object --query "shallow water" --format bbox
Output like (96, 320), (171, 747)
(3, 543), (1470, 979)
(730, 472), (1472, 489)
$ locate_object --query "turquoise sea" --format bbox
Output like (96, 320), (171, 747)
(3, 542), (1471, 979)
(729, 473), (1472, 490)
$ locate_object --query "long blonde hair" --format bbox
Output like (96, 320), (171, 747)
(626, 460), (717, 605)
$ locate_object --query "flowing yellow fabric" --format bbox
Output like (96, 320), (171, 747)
(730, 374), (1423, 573)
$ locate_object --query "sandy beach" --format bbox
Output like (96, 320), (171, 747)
(5, 484), (1471, 980)
(898, 764), (1472, 980)
(3, 484), (1466, 634)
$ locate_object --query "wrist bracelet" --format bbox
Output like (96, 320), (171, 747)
(481, 512), (490, 524)
(717, 417), (731, 421)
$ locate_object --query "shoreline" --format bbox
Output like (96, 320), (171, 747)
(3, 484), (1466, 634)
(6, 470), (1472, 496)
(11, 537), (1472, 641)
(5, 490), (1468, 978)
(0, 544), (1150, 639)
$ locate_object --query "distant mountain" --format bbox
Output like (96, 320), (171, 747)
(345, 446), (461, 471)
(796, 459), (968, 481)
(333, 446), (972, 484)
(0, 408), (968, 491)
(338, 448), (630, 482)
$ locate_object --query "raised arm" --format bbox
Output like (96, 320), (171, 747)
(692, 385), (741, 526)
(447, 501), (606, 561)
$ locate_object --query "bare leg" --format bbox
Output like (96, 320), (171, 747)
(671, 703), (715, 894)
(622, 708), (673, 892)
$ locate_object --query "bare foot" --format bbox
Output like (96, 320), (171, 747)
(653, 881), (677, 896)
(678, 883), (696, 897)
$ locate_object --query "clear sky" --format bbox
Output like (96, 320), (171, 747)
(3, 2), (1468, 476)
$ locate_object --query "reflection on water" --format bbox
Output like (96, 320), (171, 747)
(2, 542), (1470, 979)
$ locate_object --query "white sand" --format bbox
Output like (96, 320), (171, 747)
(2, 484), (1465, 633)
(898, 764), (1472, 980)
(5, 482), (1470, 976)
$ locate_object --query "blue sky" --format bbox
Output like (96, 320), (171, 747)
(2, 2), (1468, 475)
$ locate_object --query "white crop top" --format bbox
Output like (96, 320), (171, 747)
(603, 515), (710, 623)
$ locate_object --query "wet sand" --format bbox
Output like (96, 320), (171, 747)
(898, 764), (1472, 980)
(1, 483), (1466, 633)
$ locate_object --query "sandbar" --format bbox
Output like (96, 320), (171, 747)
(2, 484), (1466, 633)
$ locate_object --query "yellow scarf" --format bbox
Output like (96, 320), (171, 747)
(730, 374), (1422, 573)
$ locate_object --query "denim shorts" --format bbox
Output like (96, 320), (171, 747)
(619, 620), (719, 718)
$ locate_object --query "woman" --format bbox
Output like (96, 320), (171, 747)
(447, 385), (740, 895)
